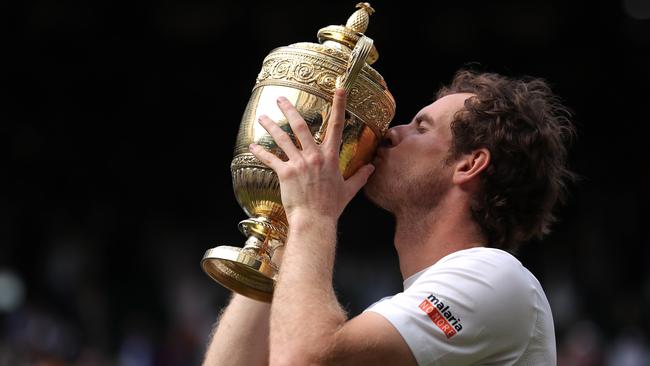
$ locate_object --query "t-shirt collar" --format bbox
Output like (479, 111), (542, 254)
(403, 265), (432, 290)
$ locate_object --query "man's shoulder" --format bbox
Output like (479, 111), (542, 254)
(407, 247), (545, 321)
(365, 247), (553, 365)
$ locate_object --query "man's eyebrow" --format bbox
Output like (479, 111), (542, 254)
(418, 114), (434, 125)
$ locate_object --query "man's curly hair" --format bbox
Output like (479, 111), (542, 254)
(437, 70), (576, 252)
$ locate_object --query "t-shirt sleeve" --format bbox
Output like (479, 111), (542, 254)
(364, 251), (537, 366)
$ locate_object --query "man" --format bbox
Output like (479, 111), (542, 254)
(203, 70), (575, 365)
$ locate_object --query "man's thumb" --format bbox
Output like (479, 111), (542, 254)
(345, 164), (375, 198)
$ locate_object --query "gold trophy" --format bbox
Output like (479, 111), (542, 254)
(201, 3), (395, 302)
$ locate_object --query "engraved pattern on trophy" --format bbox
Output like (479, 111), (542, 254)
(256, 52), (344, 97)
(292, 43), (386, 87)
(231, 163), (282, 222)
(255, 51), (394, 135)
(201, 2), (395, 302)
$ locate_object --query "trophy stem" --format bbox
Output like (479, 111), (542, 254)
(201, 217), (286, 302)
(239, 216), (287, 264)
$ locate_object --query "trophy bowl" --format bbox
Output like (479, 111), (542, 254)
(201, 3), (395, 302)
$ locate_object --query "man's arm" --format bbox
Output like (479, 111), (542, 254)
(202, 294), (270, 366)
(250, 89), (416, 365)
(269, 214), (417, 366)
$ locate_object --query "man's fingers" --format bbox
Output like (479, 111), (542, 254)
(249, 143), (283, 171)
(324, 88), (346, 153)
(277, 97), (317, 151)
(258, 114), (301, 160)
(344, 163), (375, 200)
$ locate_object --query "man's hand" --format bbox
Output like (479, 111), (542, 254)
(247, 88), (413, 365)
(249, 88), (375, 224)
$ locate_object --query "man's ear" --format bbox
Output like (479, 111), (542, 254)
(452, 148), (490, 186)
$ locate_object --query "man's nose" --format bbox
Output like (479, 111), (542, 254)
(381, 125), (404, 147)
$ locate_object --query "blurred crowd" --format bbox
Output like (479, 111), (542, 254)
(1, 224), (649, 365)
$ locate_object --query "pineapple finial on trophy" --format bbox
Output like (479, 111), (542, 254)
(317, 2), (379, 64)
(346, 3), (375, 33)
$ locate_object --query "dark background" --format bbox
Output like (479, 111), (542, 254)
(3, 0), (650, 365)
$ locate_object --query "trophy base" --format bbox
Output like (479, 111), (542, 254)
(201, 245), (277, 302)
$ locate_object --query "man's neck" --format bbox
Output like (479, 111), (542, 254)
(393, 193), (486, 280)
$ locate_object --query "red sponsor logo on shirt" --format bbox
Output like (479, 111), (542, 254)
(418, 295), (463, 339)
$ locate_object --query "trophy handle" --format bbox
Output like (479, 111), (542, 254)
(336, 35), (374, 94)
(316, 35), (374, 144)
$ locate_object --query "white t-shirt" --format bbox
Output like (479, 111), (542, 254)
(365, 247), (556, 366)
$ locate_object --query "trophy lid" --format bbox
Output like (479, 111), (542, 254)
(317, 2), (379, 65)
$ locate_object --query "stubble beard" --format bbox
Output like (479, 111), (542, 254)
(364, 159), (451, 217)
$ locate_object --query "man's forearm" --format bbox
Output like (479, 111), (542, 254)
(269, 214), (347, 364)
(203, 294), (270, 366)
